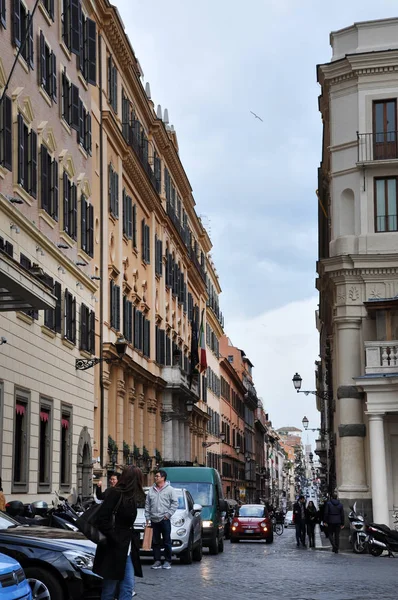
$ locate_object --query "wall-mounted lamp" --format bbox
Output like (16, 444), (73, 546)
(57, 266), (66, 274)
(10, 223), (20, 233)
(76, 336), (127, 370)
(0, 337), (7, 345)
(234, 446), (241, 454)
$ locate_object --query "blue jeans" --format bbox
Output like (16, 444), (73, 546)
(152, 519), (172, 562)
(101, 554), (135, 600)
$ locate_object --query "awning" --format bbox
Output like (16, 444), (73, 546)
(16, 403), (25, 416)
(0, 252), (56, 312)
(61, 418), (69, 429)
(40, 411), (49, 422)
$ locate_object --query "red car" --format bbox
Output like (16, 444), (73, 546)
(230, 504), (273, 543)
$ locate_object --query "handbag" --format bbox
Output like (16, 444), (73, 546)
(142, 525), (153, 551)
(76, 495), (122, 544)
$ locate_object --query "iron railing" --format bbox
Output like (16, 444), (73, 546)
(357, 131), (398, 162)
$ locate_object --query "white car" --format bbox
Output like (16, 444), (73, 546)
(136, 487), (203, 564)
(284, 510), (294, 528)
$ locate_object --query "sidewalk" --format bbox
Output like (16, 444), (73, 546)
(315, 524), (332, 551)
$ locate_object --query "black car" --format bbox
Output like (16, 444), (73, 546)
(0, 511), (101, 599)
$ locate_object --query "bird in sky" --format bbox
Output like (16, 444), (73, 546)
(250, 111), (263, 122)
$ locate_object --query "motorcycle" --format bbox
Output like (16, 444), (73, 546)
(348, 502), (367, 554)
(366, 521), (398, 557)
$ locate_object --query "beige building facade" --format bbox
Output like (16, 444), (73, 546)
(317, 18), (398, 524)
(0, 0), (97, 500)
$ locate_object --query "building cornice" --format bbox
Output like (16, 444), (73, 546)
(318, 49), (398, 87)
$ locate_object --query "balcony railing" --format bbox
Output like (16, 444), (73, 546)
(357, 132), (398, 162)
(365, 340), (398, 374)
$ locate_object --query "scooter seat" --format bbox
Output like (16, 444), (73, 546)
(371, 523), (391, 534)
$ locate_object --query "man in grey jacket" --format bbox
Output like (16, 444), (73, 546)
(145, 469), (178, 569)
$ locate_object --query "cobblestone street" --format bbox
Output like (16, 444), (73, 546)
(135, 529), (397, 600)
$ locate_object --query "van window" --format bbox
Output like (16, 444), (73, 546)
(175, 483), (213, 507)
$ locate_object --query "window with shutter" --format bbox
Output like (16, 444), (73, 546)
(28, 130), (37, 198)
(51, 158), (59, 220)
(71, 83), (79, 131)
(0, 95), (12, 171)
(81, 195), (87, 252)
(40, 144), (49, 212)
(89, 310), (95, 354)
(87, 203), (94, 257)
(42, 0), (54, 20)
(70, 0), (81, 55)
(62, 71), (71, 125)
(0, 0), (6, 28)
(143, 319), (150, 358)
(80, 303), (88, 351)
(87, 18), (96, 85)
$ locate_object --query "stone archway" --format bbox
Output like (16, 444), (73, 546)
(77, 427), (93, 499)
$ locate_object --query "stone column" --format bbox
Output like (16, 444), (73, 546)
(102, 370), (111, 472)
(116, 370), (126, 466)
(146, 387), (157, 456)
(172, 419), (180, 462)
(185, 422), (191, 462)
(368, 413), (390, 524)
(127, 373), (135, 448)
(163, 418), (173, 463)
(135, 381), (145, 450)
(179, 420), (186, 462)
(335, 317), (367, 494)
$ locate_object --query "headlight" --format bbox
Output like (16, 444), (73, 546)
(63, 550), (94, 570)
(202, 520), (213, 528)
(233, 522), (239, 527)
(172, 518), (185, 527)
(176, 528), (187, 536)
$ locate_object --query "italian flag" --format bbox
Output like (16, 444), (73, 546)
(198, 309), (207, 373)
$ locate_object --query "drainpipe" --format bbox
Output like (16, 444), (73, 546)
(98, 33), (105, 468)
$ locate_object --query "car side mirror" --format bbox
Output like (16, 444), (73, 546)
(192, 503), (202, 516)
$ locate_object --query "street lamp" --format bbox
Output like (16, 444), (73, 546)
(302, 416), (331, 435)
(292, 372), (333, 400)
(202, 432), (226, 448)
(76, 337), (127, 370)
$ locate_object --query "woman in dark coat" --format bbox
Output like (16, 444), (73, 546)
(93, 466), (144, 600)
(305, 500), (318, 548)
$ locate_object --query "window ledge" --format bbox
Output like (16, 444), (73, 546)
(15, 51), (29, 74)
(59, 232), (75, 247)
(41, 325), (56, 339)
(79, 349), (92, 359)
(77, 249), (92, 263)
(60, 41), (72, 61)
(77, 71), (89, 91)
(38, 86), (52, 107)
(62, 337), (76, 350)
(16, 312), (34, 325)
(0, 166), (7, 180)
(13, 185), (33, 206)
(38, 3), (53, 25)
(78, 144), (88, 160)
(61, 118), (72, 136)
(39, 209), (56, 229)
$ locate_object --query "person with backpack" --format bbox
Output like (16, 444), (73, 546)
(93, 466), (145, 600)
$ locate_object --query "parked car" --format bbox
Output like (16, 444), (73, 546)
(164, 467), (227, 554)
(284, 510), (294, 528)
(0, 511), (102, 599)
(137, 487), (203, 564)
(230, 504), (273, 543)
(0, 552), (31, 599)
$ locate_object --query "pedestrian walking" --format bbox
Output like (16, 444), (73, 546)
(293, 495), (307, 547)
(145, 469), (178, 570)
(306, 500), (318, 548)
(93, 466), (144, 600)
(95, 471), (119, 501)
(323, 492), (344, 553)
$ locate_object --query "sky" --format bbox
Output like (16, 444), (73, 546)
(113, 0), (397, 444)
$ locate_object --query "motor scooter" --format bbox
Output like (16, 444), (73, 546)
(366, 521), (398, 557)
(348, 502), (367, 554)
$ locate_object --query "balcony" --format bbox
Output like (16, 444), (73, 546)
(123, 124), (161, 194)
(365, 341), (398, 374)
(161, 365), (199, 398)
(357, 132), (398, 163)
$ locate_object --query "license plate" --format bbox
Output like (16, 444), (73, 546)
(245, 529), (254, 534)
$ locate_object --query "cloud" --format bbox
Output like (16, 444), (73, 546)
(227, 296), (320, 442)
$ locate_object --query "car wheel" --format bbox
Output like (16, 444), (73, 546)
(230, 537), (239, 543)
(208, 534), (219, 555)
(25, 567), (64, 600)
(192, 541), (203, 562)
(180, 535), (193, 564)
(218, 535), (224, 553)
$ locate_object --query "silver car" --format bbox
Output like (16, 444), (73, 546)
(136, 487), (203, 564)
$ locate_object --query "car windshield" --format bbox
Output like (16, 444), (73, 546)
(238, 505), (267, 518)
(174, 483), (213, 507)
(0, 513), (19, 529)
(177, 494), (186, 510)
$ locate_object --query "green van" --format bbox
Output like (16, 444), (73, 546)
(165, 466), (227, 554)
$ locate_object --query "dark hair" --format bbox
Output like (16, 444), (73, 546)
(331, 491), (338, 500)
(156, 469), (167, 480)
(299, 494), (305, 500)
(116, 466), (145, 505)
(307, 500), (315, 509)
(109, 472), (119, 479)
